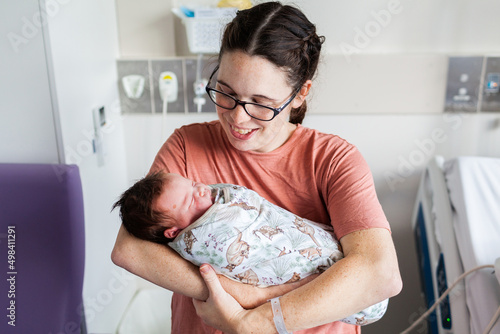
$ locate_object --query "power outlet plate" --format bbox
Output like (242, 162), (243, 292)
(117, 60), (152, 114)
(444, 56), (484, 112)
(151, 59), (185, 114)
(185, 57), (217, 113)
(481, 57), (500, 112)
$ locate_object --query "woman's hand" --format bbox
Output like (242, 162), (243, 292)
(193, 264), (248, 334)
(219, 272), (318, 309)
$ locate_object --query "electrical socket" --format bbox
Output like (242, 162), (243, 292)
(480, 57), (500, 112)
(116, 60), (151, 114)
(444, 56), (484, 112)
(151, 59), (185, 114)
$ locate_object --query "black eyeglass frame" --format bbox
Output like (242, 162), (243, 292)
(205, 65), (299, 122)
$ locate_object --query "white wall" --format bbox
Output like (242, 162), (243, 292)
(115, 1), (500, 333)
(116, 0), (500, 57)
(0, 0), (62, 164)
(1, 1), (136, 332)
(45, 0), (135, 332)
(296, 0), (500, 55)
(116, 0), (177, 58)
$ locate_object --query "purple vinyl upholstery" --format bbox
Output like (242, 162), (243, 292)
(0, 164), (85, 334)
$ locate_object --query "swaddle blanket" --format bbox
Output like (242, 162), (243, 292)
(169, 184), (388, 325)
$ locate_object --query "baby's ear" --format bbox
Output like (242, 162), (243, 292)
(164, 227), (180, 239)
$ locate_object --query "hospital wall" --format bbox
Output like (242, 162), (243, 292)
(44, 1), (138, 331)
(0, 0), (136, 332)
(116, 0), (500, 333)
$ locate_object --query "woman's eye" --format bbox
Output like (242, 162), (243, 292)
(253, 99), (272, 107)
(217, 85), (236, 97)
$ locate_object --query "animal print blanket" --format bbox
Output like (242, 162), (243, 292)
(169, 184), (388, 325)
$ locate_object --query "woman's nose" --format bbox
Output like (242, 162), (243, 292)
(230, 104), (252, 124)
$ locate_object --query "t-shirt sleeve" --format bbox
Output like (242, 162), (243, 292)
(149, 128), (188, 177)
(325, 146), (390, 240)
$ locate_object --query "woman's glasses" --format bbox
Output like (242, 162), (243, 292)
(205, 65), (298, 122)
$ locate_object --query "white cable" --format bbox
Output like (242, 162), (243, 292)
(161, 96), (168, 142)
(193, 53), (207, 113)
(114, 288), (142, 334)
(400, 264), (494, 334)
(483, 305), (500, 334)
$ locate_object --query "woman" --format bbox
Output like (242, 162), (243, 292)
(112, 2), (402, 333)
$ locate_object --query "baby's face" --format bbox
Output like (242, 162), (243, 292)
(155, 173), (214, 229)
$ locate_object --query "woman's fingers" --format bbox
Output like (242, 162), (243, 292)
(199, 263), (225, 298)
(193, 264), (247, 333)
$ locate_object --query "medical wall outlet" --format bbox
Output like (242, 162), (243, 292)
(193, 78), (208, 113)
(159, 71), (178, 102)
(481, 57), (500, 112)
(444, 57), (484, 112)
(122, 75), (145, 99)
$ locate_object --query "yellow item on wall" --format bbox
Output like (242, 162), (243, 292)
(217, 0), (252, 10)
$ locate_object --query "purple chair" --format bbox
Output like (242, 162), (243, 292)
(0, 164), (86, 334)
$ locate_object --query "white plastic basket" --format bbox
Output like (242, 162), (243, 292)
(173, 7), (237, 54)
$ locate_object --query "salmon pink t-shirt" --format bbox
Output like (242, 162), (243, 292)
(150, 121), (389, 334)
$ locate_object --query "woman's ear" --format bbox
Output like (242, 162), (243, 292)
(292, 80), (312, 108)
(164, 227), (180, 239)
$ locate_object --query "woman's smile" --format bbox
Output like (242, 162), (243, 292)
(229, 123), (258, 138)
(216, 51), (299, 153)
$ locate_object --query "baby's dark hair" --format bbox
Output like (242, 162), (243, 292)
(112, 171), (174, 245)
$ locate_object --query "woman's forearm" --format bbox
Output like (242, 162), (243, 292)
(219, 273), (318, 309)
(111, 225), (209, 299)
(112, 225), (314, 308)
(241, 228), (403, 332)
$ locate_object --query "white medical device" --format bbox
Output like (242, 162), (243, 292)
(159, 71), (178, 103)
(407, 156), (500, 334)
(122, 75), (145, 99)
(158, 71), (178, 141)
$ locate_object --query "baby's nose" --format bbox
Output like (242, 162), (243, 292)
(196, 186), (206, 197)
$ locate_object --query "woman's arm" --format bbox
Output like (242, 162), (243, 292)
(111, 225), (315, 308)
(194, 227), (402, 333)
(112, 225), (208, 298)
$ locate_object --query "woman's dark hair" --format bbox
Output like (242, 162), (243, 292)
(112, 171), (174, 245)
(220, 1), (325, 124)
